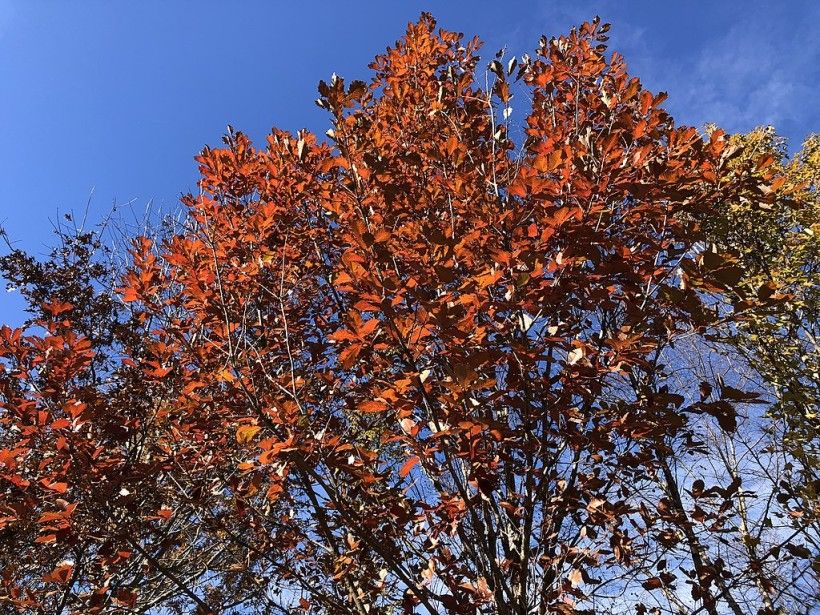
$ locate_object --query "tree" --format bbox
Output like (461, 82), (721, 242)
(0, 14), (816, 615)
(699, 127), (818, 496)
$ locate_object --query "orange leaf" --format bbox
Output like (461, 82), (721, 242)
(358, 318), (379, 338)
(150, 365), (173, 378)
(755, 154), (775, 171)
(44, 563), (73, 584)
(358, 400), (389, 413)
(119, 287), (140, 303)
(218, 368), (237, 382)
(399, 456), (420, 478)
(40, 479), (68, 494)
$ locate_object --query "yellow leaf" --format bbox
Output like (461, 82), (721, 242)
(258, 252), (276, 266)
(236, 425), (261, 444)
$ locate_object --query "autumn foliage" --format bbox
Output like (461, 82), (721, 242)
(0, 14), (816, 615)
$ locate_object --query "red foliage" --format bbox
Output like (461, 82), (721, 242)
(0, 14), (781, 615)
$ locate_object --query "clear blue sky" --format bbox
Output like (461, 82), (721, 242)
(0, 1), (817, 325)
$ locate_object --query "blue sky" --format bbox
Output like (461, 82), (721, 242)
(0, 0), (818, 325)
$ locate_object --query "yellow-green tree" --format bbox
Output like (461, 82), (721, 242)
(705, 126), (818, 508)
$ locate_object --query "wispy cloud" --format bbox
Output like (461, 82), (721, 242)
(0, 2), (14, 41)
(674, 11), (818, 139)
(609, 2), (820, 147)
(494, 1), (818, 148)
